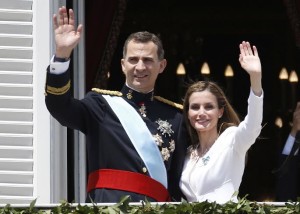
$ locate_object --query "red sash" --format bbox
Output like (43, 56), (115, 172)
(87, 169), (170, 202)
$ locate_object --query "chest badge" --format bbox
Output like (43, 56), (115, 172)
(156, 118), (174, 137)
(139, 102), (147, 117)
(126, 89), (133, 99)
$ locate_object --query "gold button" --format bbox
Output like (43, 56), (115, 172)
(142, 167), (147, 173)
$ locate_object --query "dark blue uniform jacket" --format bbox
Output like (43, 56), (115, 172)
(45, 67), (188, 203)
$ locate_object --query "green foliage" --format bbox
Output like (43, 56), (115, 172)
(1, 196), (300, 214)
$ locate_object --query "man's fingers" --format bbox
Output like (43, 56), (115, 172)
(77, 24), (83, 35)
(68, 9), (74, 26)
(63, 9), (69, 25)
(294, 102), (300, 112)
(53, 14), (58, 29)
(58, 8), (64, 26)
(56, 7), (77, 28)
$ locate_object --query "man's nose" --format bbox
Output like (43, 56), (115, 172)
(136, 60), (146, 70)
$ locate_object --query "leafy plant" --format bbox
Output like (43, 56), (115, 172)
(1, 196), (300, 214)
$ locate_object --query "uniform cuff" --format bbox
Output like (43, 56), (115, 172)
(49, 55), (70, 75)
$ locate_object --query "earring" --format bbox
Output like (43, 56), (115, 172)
(219, 115), (222, 118)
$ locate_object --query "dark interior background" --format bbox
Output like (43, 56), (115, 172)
(81, 0), (300, 202)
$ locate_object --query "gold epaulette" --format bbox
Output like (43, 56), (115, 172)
(92, 88), (123, 96)
(154, 96), (183, 110)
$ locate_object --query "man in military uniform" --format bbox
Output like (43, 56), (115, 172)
(45, 6), (187, 203)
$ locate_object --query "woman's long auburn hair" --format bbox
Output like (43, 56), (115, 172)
(183, 81), (241, 147)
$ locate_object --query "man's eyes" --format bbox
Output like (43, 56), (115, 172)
(128, 58), (153, 63)
(128, 58), (138, 63)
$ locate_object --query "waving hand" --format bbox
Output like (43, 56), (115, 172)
(238, 41), (262, 96)
(53, 6), (83, 59)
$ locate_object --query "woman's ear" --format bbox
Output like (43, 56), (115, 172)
(219, 107), (224, 118)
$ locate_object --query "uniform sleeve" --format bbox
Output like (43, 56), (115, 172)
(45, 66), (90, 134)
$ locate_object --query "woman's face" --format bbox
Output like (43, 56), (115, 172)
(188, 90), (223, 133)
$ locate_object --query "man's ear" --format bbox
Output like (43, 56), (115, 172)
(159, 59), (167, 73)
(121, 59), (125, 73)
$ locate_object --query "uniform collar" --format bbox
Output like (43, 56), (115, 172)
(121, 85), (154, 104)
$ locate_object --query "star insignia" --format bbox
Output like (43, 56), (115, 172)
(156, 118), (174, 137)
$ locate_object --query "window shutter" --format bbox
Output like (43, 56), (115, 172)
(0, 0), (34, 204)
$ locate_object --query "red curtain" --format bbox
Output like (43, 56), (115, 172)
(85, 0), (127, 91)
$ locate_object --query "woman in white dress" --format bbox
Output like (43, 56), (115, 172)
(179, 41), (263, 204)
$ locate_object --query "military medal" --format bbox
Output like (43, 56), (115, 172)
(169, 139), (175, 152)
(153, 119), (175, 162)
(153, 133), (163, 147)
(156, 118), (174, 137)
(161, 148), (170, 161)
(126, 89), (133, 99)
(139, 102), (147, 117)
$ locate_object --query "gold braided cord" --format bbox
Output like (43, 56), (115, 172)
(92, 88), (123, 96)
(154, 96), (183, 110)
(46, 80), (71, 95)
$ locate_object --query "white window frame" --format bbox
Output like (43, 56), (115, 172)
(32, 0), (52, 204)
